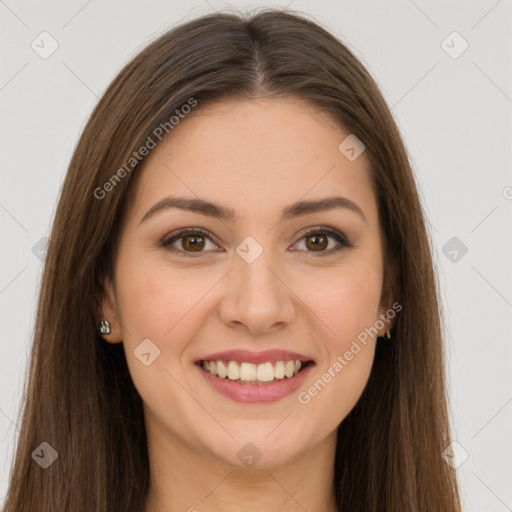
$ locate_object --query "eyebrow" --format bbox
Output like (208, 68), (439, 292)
(139, 195), (367, 225)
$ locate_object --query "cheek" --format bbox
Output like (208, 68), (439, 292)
(114, 255), (215, 392)
(296, 274), (379, 427)
(292, 255), (381, 422)
(115, 254), (208, 340)
(297, 341), (375, 434)
(114, 259), (205, 431)
(302, 255), (383, 346)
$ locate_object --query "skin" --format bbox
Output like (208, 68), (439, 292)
(100, 97), (393, 512)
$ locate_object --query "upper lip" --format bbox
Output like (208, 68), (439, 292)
(196, 349), (314, 365)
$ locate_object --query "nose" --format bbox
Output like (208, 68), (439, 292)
(218, 250), (296, 334)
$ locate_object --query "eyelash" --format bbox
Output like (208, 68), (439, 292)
(160, 226), (352, 258)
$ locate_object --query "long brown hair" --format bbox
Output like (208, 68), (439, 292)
(2, 8), (462, 511)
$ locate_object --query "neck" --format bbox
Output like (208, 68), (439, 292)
(143, 412), (339, 512)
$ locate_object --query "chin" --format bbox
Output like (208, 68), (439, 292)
(202, 427), (310, 470)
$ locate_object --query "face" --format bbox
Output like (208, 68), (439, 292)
(102, 97), (392, 469)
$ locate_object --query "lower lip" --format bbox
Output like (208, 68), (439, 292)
(196, 362), (315, 403)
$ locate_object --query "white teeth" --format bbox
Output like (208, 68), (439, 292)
(274, 361), (285, 379)
(201, 359), (307, 382)
(256, 362), (275, 382)
(217, 361), (228, 378)
(285, 360), (295, 378)
(227, 361), (240, 380)
(240, 362), (257, 381)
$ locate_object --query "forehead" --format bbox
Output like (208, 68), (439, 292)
(127, 97), (377, 226)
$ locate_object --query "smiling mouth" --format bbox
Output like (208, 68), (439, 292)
(196, 359), (314, 386)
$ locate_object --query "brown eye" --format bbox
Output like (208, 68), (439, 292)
(304, 233), (329, 251)
(161, 228), (220, 257)
(181, 233), (206, 252)
(293, 227), (351, 256)
(161, 226), (352, 258)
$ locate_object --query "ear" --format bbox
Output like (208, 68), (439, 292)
(97, 277), (123, 344)
(376, 302), (394, 337)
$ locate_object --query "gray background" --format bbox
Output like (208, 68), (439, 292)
(1, 1), (511, 510)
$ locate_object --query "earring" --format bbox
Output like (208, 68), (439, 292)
(97, 320), (111, 335)
(385, 328), (391, 340)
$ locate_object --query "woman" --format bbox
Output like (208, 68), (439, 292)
(2, 8), (462, 511)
